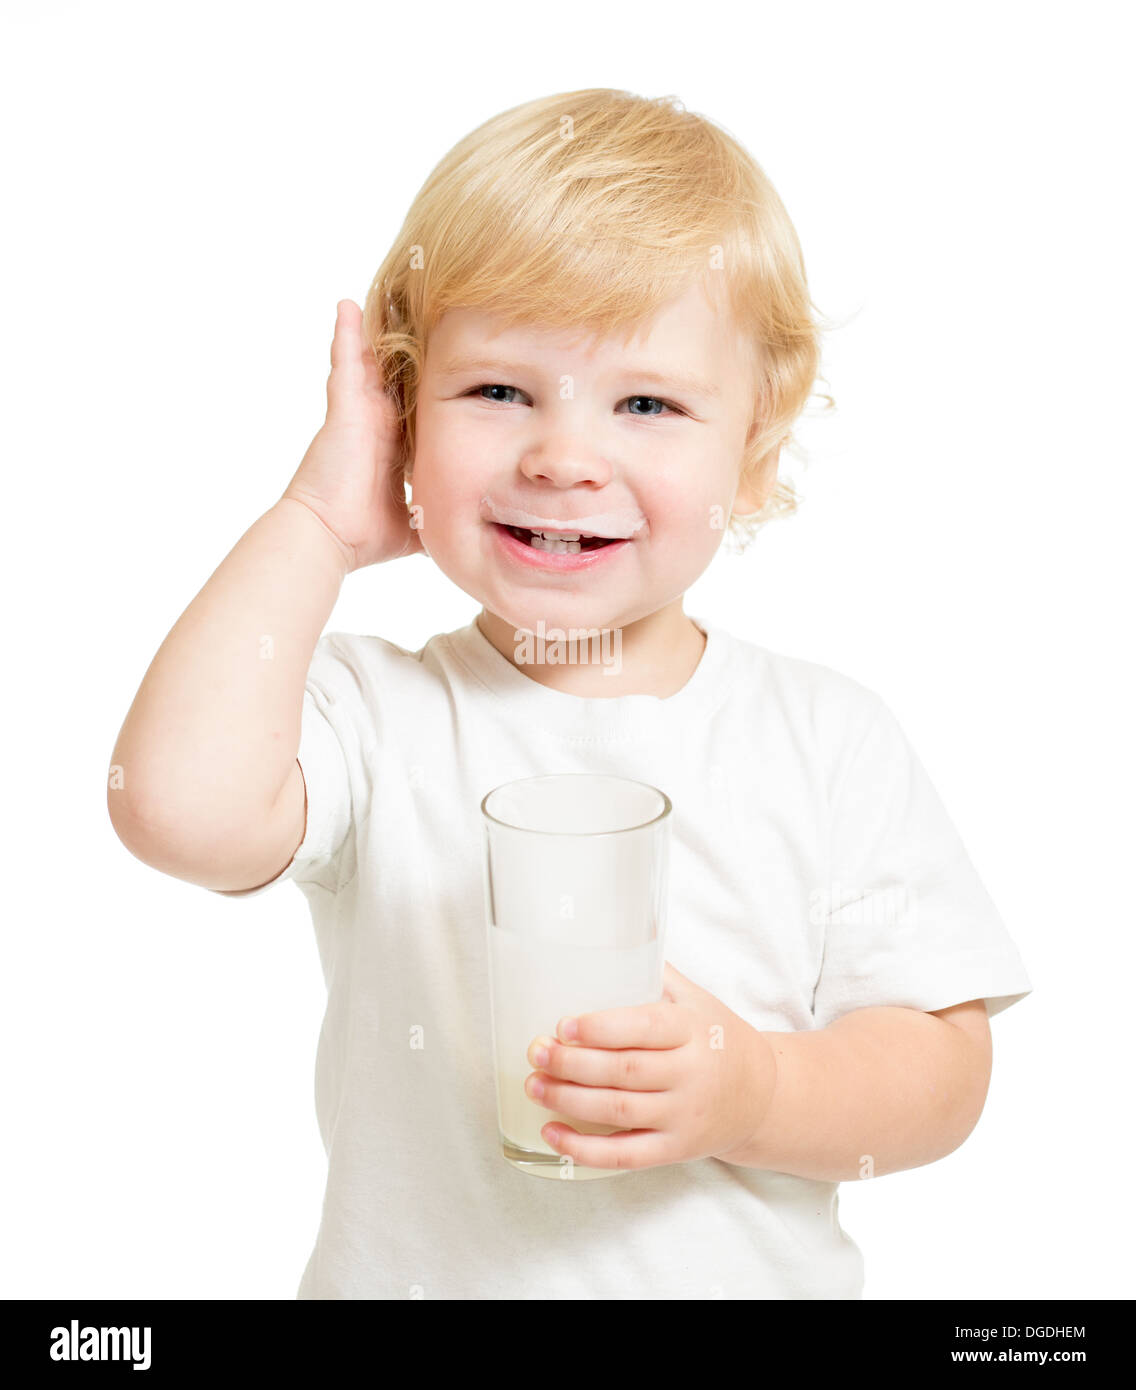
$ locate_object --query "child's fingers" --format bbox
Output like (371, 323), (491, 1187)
(326, 299), (365, 417)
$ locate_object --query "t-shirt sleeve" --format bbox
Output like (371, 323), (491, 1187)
(210, 635), (358, 900)
(812, 692), (1033, 1029)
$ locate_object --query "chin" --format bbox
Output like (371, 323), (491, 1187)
(502, 600), (648, 642)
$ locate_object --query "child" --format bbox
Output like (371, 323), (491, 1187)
(108, 88), (1032, 1299)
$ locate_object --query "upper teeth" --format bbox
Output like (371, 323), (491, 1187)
(525, 528), (620, 541)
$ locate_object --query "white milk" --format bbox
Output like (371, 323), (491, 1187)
(488, 926), (663, 1161)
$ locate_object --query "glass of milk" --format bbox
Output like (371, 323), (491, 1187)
(481, 774), (672, 1180)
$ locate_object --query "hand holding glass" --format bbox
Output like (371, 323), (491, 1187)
(481, 774), (672, 1180)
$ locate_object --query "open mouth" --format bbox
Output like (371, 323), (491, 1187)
(501, 524), (622, 554)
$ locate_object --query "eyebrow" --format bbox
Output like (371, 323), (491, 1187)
(435, 356), (721, 400)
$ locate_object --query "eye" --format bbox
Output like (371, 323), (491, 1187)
(470, 385), (683, 416)
(620, 395), (682, 418)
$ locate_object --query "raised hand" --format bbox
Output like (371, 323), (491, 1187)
(282, 299), (424, 573)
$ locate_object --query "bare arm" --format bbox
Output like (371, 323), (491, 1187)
(107, 498), (349, 891)
(107, 298), (419, 895)
(716, 999), (993, 1181)
(106, 299), (422, 893)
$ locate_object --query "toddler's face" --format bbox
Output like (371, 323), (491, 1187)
(408, 277), (767, 637)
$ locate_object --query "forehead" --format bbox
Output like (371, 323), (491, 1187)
(426, 278), (752, 385)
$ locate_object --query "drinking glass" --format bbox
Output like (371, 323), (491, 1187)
(481, 774), (672, 1180)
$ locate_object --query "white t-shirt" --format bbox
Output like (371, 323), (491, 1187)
(215, 615), (1032, 1300)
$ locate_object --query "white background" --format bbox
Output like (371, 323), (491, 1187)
(3, 0), (1132, 1300)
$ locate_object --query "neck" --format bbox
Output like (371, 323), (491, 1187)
(475, 601), (706, 698)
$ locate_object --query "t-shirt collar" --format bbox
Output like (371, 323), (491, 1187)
(441, 612), (732, 740)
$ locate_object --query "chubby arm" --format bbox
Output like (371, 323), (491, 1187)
(106, 499), (347, 892)
(716, 998), (993, 1181)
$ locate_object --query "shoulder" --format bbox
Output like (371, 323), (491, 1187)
(703, 624), (901, 807)
(308, 629), (446, 686)
(302, 630), (459, 731)
(710, 623), (887, 738)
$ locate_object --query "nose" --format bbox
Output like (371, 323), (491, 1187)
(519, 428), (613, 489)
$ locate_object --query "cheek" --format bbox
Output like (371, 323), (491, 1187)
(417, 412), (499, 482)
(411, 420), (490, 521)
(644, 482), (729, 544)
(639, 442), (736, 524)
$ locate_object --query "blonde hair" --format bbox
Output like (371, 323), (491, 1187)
(363, 88), (834, 552)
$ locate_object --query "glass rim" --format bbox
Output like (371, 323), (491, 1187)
(480, 773), (672, 838)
